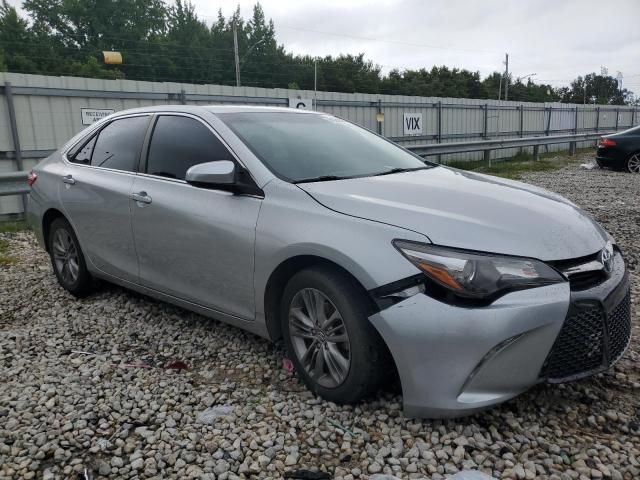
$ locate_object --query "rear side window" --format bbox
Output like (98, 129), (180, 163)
(90, 116), (150, 172)
(146, 115), (233, 180)
(70, 136), (97, 164)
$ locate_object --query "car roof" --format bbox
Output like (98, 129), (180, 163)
(108, 104), (321, 117)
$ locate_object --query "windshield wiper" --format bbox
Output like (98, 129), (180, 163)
(293, 175), (344, 184)
(372, 166), (430, 177)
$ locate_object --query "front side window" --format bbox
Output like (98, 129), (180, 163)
(217, 112), (433, 182)
(90, 116), (150, 172)
(146, 115), (234, 180)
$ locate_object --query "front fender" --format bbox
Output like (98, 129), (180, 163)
(253, 180), (429, 318)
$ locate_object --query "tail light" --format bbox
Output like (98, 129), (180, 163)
(598, 138), (617, 148)
(27, 170), (38, 187)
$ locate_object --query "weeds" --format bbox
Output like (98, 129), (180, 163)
(0, 219), (28, 265)
(443, 148), (593, 180)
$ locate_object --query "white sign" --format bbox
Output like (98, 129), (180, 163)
(288, 98), (313, 110)
(403, 113), (423, 135)
(81, 108), (115, 125)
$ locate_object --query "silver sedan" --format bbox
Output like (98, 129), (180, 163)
(27, 106), (631, 418)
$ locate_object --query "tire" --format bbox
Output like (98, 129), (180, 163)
(48, 217), (94, 297)
(626, 153), (640, 173)
(280, 265), (390, 404)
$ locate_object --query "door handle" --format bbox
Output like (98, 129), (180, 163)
(131, 191), (152, 204)
(62, 174), (76, 185)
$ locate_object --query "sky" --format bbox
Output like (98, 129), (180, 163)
(8, 0), (640, 97)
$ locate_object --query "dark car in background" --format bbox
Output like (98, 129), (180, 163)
(596, 125), (640, 173)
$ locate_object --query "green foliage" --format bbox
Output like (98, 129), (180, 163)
(0, 220), (29, 233)
(0, 220), (28, 265)
(556, 73), (631, 105)
(0, 1), (633, 105)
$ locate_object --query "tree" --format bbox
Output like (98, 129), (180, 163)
(1, 1), (637, 105)
(380, 66), (482, 98)
(558, 73), (631, 105)
(0, 1), (41, 74)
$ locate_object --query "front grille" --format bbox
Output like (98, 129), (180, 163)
(541, 288), (631, 382)
(567, 270), (607, 291)
(607, 290), (632, 363)
(550, 252), (607, 291)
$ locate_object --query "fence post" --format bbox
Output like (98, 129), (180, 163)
(519, 105), (524, 137)
(376, 99), (382, 136)
(518, 105), (524, 155)
(633, 108), (636, 127)
(615, 108), (619, 131)
(545, 106), (552, 136)
(4, 81), (27, 214)
(436, 101), (442, 164)
(180, 88), (186, 105)
(483, 104), (491, 166)
(595, 107), (600, 132)
(533, 144), (540, 161)
(570, 106), (578, 156)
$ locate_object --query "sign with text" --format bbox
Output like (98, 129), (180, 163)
(81, 108), (115, 125)
(288, 98), (313, 110)
(403, 112), (423, 135)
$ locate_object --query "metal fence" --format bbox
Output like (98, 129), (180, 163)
(1, 72), (638, 215)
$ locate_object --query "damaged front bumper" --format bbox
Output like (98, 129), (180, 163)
(369, 252), (630, 418)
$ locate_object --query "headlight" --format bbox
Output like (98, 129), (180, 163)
(393, 240), (565, 301)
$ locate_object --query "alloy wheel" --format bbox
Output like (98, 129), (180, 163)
(288, 288), (351, 388)
(52, 228), (79, 284)
(628, 154), (640, 173)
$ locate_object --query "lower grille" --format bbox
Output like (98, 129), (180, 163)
(541, 288), (631, 382)
(608, 290), (632, 363)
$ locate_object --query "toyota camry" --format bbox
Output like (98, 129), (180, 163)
(27, 106), (631, 418)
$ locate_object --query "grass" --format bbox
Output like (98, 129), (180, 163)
(0, 219), (29, 265)
(0, 237), (16, 265)
(0, 219), (29, 233)
(445, 148), (593, 180)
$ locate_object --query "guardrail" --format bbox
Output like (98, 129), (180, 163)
(0, 171), (28, 197)
(0, 130), (609, 214)
(406, 131), (608, 161)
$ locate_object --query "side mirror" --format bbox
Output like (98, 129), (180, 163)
(185, 160), (236, 188)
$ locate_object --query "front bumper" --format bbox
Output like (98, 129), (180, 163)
(369, 252), (630, 418)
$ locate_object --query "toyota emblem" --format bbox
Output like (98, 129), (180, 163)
(600, 241), (614, 274)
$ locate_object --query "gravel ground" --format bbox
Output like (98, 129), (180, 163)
(1, 154), (638, 480)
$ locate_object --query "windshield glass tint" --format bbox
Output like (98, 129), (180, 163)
(218, 112), (430, 182)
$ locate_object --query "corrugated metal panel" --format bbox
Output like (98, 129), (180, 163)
(0, 72), (635, 166)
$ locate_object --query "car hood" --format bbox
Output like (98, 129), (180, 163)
(297, 167), (607, 261)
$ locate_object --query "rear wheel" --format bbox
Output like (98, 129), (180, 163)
(626, 153), (640, 173)
(281, 266), (390, 404)
(48, 218), (94, 297)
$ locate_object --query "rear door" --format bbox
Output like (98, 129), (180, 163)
(130, 114), (262, 320)
(59, 114), (150, 282)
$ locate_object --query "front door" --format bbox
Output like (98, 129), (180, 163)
(59, 115), (150, 282)
(131, 114), (261, 320)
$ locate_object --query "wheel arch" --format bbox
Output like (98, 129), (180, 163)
(41, 208), (67, 252)
(627, 150), (640, 172)
(263, 255), (378, 342)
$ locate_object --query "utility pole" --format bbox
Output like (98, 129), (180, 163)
(233, 22), (241, 87)
(504, 53), (509, 101)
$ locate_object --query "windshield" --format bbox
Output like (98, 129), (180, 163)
(217, 112), (433, 182)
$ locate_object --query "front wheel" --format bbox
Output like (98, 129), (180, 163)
(280, 266), (390, 404)
(626, 153), (640, 173)
(48, 217), (94, 297)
